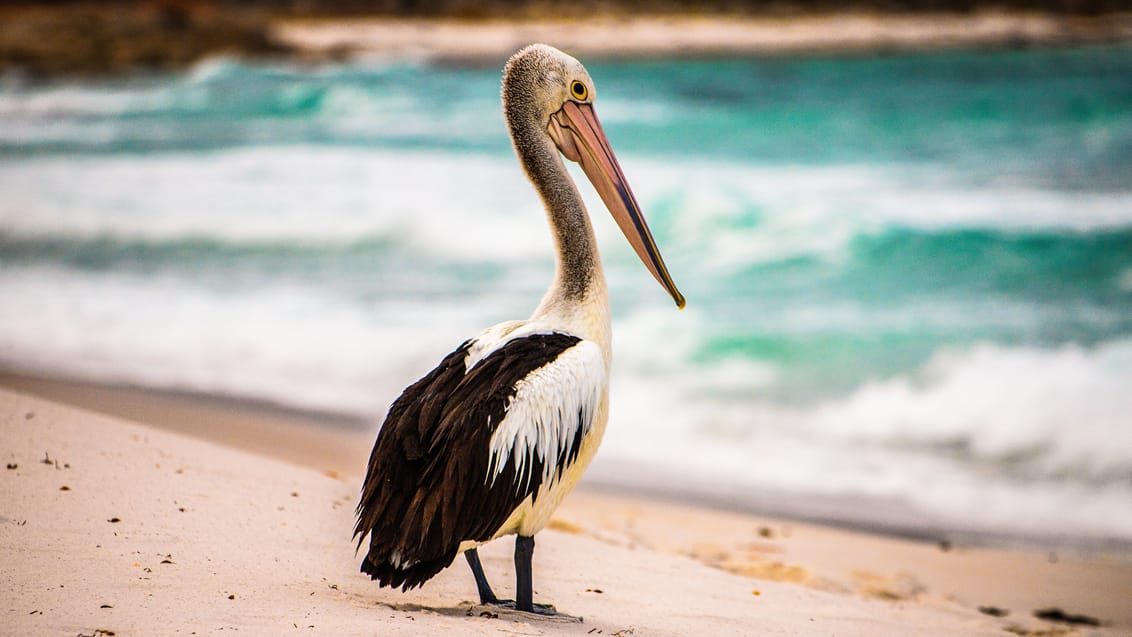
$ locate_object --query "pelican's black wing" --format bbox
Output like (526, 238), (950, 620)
(354, 331), (595, 591)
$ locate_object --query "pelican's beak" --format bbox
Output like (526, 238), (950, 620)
(549, 101), (685, 309)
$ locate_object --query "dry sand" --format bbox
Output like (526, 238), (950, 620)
(273, 12), (1132, 63)
(3, 384), (1131, 636)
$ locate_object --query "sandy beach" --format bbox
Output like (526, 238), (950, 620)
(272, 12), (1132, 63)
(3, 380), (1131, 636)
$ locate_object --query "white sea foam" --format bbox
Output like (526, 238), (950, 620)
(0, 265), (488, 419)
(186, 56), (260, 83)
(4, 149), (1130, 265)
(0, 83), (179, 119)
(826, 343), (1131, 457)
(596, 336), (1132, 542)
(621, 158), (1132, 269)
(0, 148), (550, 262)
(2, 257), (1130, 542)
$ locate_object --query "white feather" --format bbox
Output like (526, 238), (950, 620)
(484, 339), (606, 491)
(463, 321), (537, 371)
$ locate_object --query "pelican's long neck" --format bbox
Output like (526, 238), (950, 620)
(504, 93), (610, 354)
(527, 138), (603, 302)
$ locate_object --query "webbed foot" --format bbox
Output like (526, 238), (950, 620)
(475, 600), (582, 622)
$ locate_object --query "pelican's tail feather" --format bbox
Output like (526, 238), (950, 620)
(359, 547), (458, 592)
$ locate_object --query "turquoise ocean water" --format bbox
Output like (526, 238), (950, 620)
(2, 45), (1131, 546)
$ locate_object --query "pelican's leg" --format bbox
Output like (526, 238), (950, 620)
(467, 537), (574, 618)
(464, 548), (500, 605)
(514, 535), (557, 615)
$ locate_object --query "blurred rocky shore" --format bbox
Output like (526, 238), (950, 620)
(1, 1), (1131, 77)
(0, 4), (290, 76)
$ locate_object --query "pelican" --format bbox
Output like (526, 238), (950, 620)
(353, 43), (684, 617)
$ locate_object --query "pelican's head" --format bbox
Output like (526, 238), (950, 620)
(503, 44), (685, 309)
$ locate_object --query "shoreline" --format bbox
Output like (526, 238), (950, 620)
(3, 383), (1131, 634)
(2, 8), (1132, 76)
(0, 369), (372, 480)
(4, 366), (1131, 556)
(273, 12), (1132, 64)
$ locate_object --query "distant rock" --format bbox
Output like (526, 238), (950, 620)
(0, 4), (291, 76)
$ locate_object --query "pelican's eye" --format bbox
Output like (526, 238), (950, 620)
(570, 80), (588, 101)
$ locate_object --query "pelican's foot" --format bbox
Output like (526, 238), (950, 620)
(495, 599), (557, 615)
(472, 600), (583, 622)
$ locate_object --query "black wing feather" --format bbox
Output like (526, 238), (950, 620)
(354, 332), (585, 591)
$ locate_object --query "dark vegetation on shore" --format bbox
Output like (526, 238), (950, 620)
(1, 0), (1130, 76)
(0, 4), (287, 75)
(5, 0), (1127, 16)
